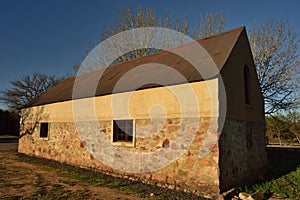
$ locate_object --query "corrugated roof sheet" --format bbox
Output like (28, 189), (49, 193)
(26, 27), (245, 107)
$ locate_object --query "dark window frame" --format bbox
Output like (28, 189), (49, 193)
(40, 122), (49, 138)
(113, 120), (134, 143)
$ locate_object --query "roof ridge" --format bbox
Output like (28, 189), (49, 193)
(197, 26), (245, 41)
(25, 26), (246, 107)
(74, 26), (245, 74)
(104, 26), (245, 69)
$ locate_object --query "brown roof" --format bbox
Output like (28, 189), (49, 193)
(26, 27), (245, 107)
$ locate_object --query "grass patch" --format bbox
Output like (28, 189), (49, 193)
(52, 183), (63, 190)
(0, 183), (24, 189)
(238, 166), (300, 199)
(12, 154), (128, 191)
(13, 183), (26, 189)
(238, 148), (300, 199)
(34, 174), (42, 186)
(95, 179), (108, 186)
(3, 182), (13, 187)
(10, 166), (21, 173)
(59, 179), (76, 186)
(28, 187), (89, 200)
(108, 179), (122, 189)
(11, 153), (202, 199)
(0, 196), (23, 200)
(0, 166), (6, 170)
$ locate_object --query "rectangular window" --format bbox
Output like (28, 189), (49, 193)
(113, 120), (133, 143)
(40, 123), (49, 138)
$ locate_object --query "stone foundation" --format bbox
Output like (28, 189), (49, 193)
(219, 118), (267, 192)
(19, 117), (220, 194)
(19, 117), (267, 194)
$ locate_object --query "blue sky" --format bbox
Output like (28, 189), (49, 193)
(0, 0), (299, 109)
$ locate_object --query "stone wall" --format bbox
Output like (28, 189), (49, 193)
(219, 118), (268, 192)
(19, 117), (220, 194)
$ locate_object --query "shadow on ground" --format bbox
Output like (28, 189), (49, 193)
(266, 147), (300, 180)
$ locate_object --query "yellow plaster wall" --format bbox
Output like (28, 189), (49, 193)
(22, 78), (219, 123)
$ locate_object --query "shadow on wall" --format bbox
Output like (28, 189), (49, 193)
(0, 110), (19, 136)
(19, 107), (48, 139)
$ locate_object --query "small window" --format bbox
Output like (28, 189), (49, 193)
(243, 65), (251, 105)
(40, 123), (49, 138)
(113, 120), (133, 143)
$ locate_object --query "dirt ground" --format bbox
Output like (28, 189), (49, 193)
(0, 136), (201, 200)
(0, 152), (144, 200)
(2, 136), (297, 200)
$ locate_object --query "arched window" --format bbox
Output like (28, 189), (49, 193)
(243, 65), (251, 105)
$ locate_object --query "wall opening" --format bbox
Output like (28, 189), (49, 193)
(113, 120), (133, 143)
(40, 122), (49, 138)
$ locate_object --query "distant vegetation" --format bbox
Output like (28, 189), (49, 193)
(266, 111), (300, 146)
(0, 109), (19, 136)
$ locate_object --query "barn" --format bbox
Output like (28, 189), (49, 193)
(18, 27), (267, 194)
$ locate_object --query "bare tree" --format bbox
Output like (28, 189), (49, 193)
(0, 73), (66, 111)
(249, 18), (300, 115)
(74, 7), (300, 115)
(74, 6), (227, 73)
(192, 11), (227, 38)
